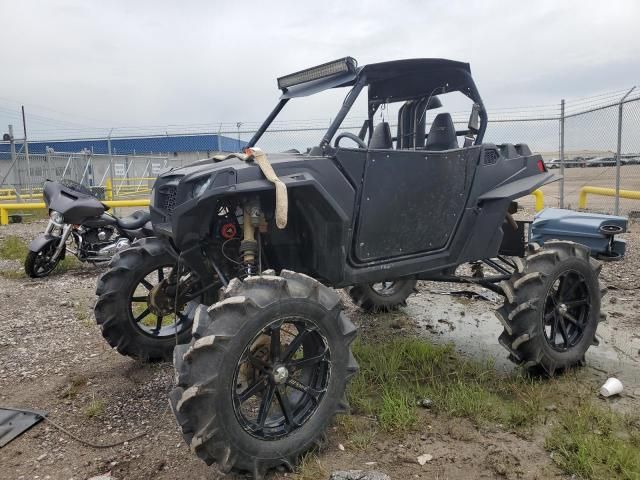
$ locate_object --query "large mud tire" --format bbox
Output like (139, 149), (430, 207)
(95, 239), (205, 361)
(496, 240), (605, 375)
(170, 270), (358, 479)
(346, 278), (417, 312)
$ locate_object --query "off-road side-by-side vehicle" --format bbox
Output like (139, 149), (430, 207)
(96, 57), (606, 477)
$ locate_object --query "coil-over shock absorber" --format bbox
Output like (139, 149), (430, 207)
(240, 198), (261, 275)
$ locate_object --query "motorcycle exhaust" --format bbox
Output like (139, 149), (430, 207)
(87, 238), (132, 259)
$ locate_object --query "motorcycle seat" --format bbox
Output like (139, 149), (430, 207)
(116, 210), (151, 230)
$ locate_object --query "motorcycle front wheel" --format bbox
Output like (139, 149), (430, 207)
(24, 242), (63, 278)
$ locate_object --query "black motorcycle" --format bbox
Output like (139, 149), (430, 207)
(25, 180), (153, 278)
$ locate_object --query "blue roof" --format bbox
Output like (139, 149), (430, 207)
(0, 134), (246, 156)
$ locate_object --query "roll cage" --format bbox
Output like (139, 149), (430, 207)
(246, 57), (488, 151)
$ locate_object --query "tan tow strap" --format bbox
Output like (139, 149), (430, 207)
(210, 147), (288, 229)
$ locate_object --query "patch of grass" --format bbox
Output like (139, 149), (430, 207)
(0, 235), (82, 278)
(334, 415), (378, 451)
(349, 338), (534, 431)
(347, 337), (640, 479)
(55, 255), (81, 274)
(378, 388), (417, 431)
(74, 301), (93, 327)
(0, 236), (28, 260)
(293, 452), (327, 480)
(60, 375), (88, 399)
(22, 209), (50, 223)
(545, 402), (640, 479)
(85, 397), (106, 418)
(0, 269), (25, 279)
(431, 380), (505, 423)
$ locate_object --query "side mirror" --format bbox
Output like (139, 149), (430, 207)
(468, 103), (480, 134)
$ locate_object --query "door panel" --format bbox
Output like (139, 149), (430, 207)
(354, 148), (480, 262)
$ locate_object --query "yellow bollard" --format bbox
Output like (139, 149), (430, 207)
(105, 178), (113, 201)
(0, 199), (150, 225)
(531, 189), (544, 212)
(578, 186), (640, 209)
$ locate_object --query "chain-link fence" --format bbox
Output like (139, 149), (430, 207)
(1, 89), (639, 213)
(561, 90), (640, 215)
(0, 150), (170, 200)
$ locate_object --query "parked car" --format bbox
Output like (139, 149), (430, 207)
(586, 156), (616, 167)
(546, 158), (561, 169)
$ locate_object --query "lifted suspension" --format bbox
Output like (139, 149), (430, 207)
(240, 199), (262, 275)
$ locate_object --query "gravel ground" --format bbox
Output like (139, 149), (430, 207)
(0, 216), (638, 479)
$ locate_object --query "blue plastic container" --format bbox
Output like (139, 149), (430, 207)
(530, 208), (627, 260)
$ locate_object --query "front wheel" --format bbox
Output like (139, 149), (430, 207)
(94, 239), (214, 361)
(496, 240), (605, 375)
(170, 271), (358, 478)
(24, 242), (63, 278)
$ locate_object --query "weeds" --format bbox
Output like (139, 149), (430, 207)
(73, 300), (94, 327)
(0, 235), (82, 278)
(348, 338), (534, 430)
(346, 337), (640, 479)
(0, 236), (28, 260)
(0, 269), (25, 279)
(60, 375), (88, 399)
(85, 396), (106, 418)
(334, 415), (377, 451)
(293, 452), (327, 480)
(545, 402), (640, 479)
(56, 255), (81, 273)
(22, 210), (49, 223)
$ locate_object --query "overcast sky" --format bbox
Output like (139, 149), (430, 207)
(1, 0), (639, 138)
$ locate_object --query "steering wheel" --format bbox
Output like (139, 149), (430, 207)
(334, 132), (367, 149)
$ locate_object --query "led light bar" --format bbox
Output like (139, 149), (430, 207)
(277, 57), (357, 90)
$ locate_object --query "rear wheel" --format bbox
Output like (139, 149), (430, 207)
(170, 271), (358, 478)
(346, 278), (417, 312)
(496, 240), (605, 375)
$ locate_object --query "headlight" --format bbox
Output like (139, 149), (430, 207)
(192, 176), (213, 198)
(50, 210), (64, 224)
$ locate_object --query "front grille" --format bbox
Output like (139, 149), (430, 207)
(158, 185), (178, 214)
(484, 149), (499, 165)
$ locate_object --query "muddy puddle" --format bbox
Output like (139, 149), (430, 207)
(405, 285), (640, 406)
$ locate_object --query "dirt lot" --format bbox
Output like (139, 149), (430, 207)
(0, 217), (639, 480)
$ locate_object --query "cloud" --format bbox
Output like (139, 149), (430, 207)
(0, 0), (638, 137)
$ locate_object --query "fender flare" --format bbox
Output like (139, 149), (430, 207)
(478, 172), (559, 202)
(28, 234), (60, 253)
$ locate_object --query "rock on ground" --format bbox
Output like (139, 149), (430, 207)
(330, 471), (391, 480)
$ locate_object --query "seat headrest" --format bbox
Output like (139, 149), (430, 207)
(369, 122), (393, 150)
(426, 113), (458, 151)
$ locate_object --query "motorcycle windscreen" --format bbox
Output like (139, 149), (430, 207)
(354, 148), (478, 262)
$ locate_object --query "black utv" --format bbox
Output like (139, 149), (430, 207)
(95, 57), (604, 478)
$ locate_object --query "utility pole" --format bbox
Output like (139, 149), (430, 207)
(8, 124), (21, 194)
(614, 87), (635, 215)
(107, 129), (115, 202)
(21, 106), (33, 198)
(236, 122), (243, 151)
(559, 99), (565, 209)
